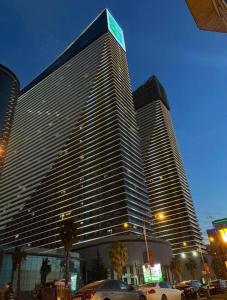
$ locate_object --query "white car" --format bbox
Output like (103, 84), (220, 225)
(138, 282), (184, 300)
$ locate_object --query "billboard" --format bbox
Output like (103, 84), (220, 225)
(219, 228), (227, 243)
(107, 10), (126, 51)
(142, 263), (164, 283)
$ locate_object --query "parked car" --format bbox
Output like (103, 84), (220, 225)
(209, 279), (227, 295)
(138, 282), (184, 300)
(73, 279), (147, 300)
(176, 280), (209, 299)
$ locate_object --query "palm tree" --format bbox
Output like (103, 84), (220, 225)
(40, 258), (52, 287)
(59, 219), (77, 287)
(170, 255), (183, 282)
(185, 258), (197, 279)
(11, 248), (27, 298)
(109, 241), (128, 279)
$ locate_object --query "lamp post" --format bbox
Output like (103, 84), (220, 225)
(143, 223), (150, 265)
(122, 222), (150, 264)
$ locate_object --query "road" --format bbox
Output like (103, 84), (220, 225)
(210, 292), (227, 300)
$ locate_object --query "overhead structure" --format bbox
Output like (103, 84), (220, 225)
(185, 0), (227, 32)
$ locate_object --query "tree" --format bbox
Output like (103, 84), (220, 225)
(11, 248), (27, 298)
(109, 241), (128, 280)
(40, 258), (52, 287)
(59, 219), (77, 287)
(170, 255), (183, 282)
(90, 249), (107, 281)
(185, 258), (197, 279)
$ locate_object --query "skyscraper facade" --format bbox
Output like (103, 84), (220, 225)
(0, 65), (19, 174)
(0, 10), (151, 251)
(133, 76), (203, 255)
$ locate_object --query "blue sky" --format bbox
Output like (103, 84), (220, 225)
(1, 0), (227, 241)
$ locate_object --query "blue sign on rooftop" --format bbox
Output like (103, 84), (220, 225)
(107, 10), (126, 51)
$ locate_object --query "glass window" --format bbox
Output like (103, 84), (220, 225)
(79, 281), (104, 291)
(119, 281), (131, 290)
(159, 282), (170, 288)
(102, 280), (120, 290)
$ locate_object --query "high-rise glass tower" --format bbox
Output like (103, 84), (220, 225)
(133, 76), (203, 255)
(0, 10), (151, 251)
(0, 65), (19, 174)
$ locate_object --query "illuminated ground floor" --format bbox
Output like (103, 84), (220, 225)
(76, 234), (173, 285)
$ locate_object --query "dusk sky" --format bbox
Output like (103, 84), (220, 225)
(1, 0), (227, 242)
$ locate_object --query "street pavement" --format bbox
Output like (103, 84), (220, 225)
(210, 292), (227, 300)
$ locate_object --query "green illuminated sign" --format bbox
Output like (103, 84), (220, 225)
(107, 10), (126, 51)
(142, 264), (164, 283)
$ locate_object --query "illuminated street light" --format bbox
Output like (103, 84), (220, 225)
(209, 236), (215, 243)
(183, 242), (187, 247)
(192, 250), (198, 257)
(123, 222), (129, 229)
(0, 145), (5, 156)
(181, 253), (186, 259)
(156, 213), (165, 220)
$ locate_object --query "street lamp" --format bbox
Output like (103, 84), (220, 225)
(209, 236), (215, 243)
(192, 250), (198, 257)
(123, 222), (129, 229)
(181, 253), (186, 259)
(0, 145), (5, 156)
(155, 213), (165, 220)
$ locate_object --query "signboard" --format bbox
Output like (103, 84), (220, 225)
(142, 263), (164, 283)
(107, 10), (126, 51)
(71, 274), (78, 291)
(219, 228), (227, 243)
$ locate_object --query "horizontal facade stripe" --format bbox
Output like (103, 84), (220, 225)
(134, 87), (203, 254)
(0, 32), (152, 250)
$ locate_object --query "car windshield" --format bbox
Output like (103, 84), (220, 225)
(79, 281), (104, 291)
(139, 283), (157, 288)
(159, 282), (171, 288)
